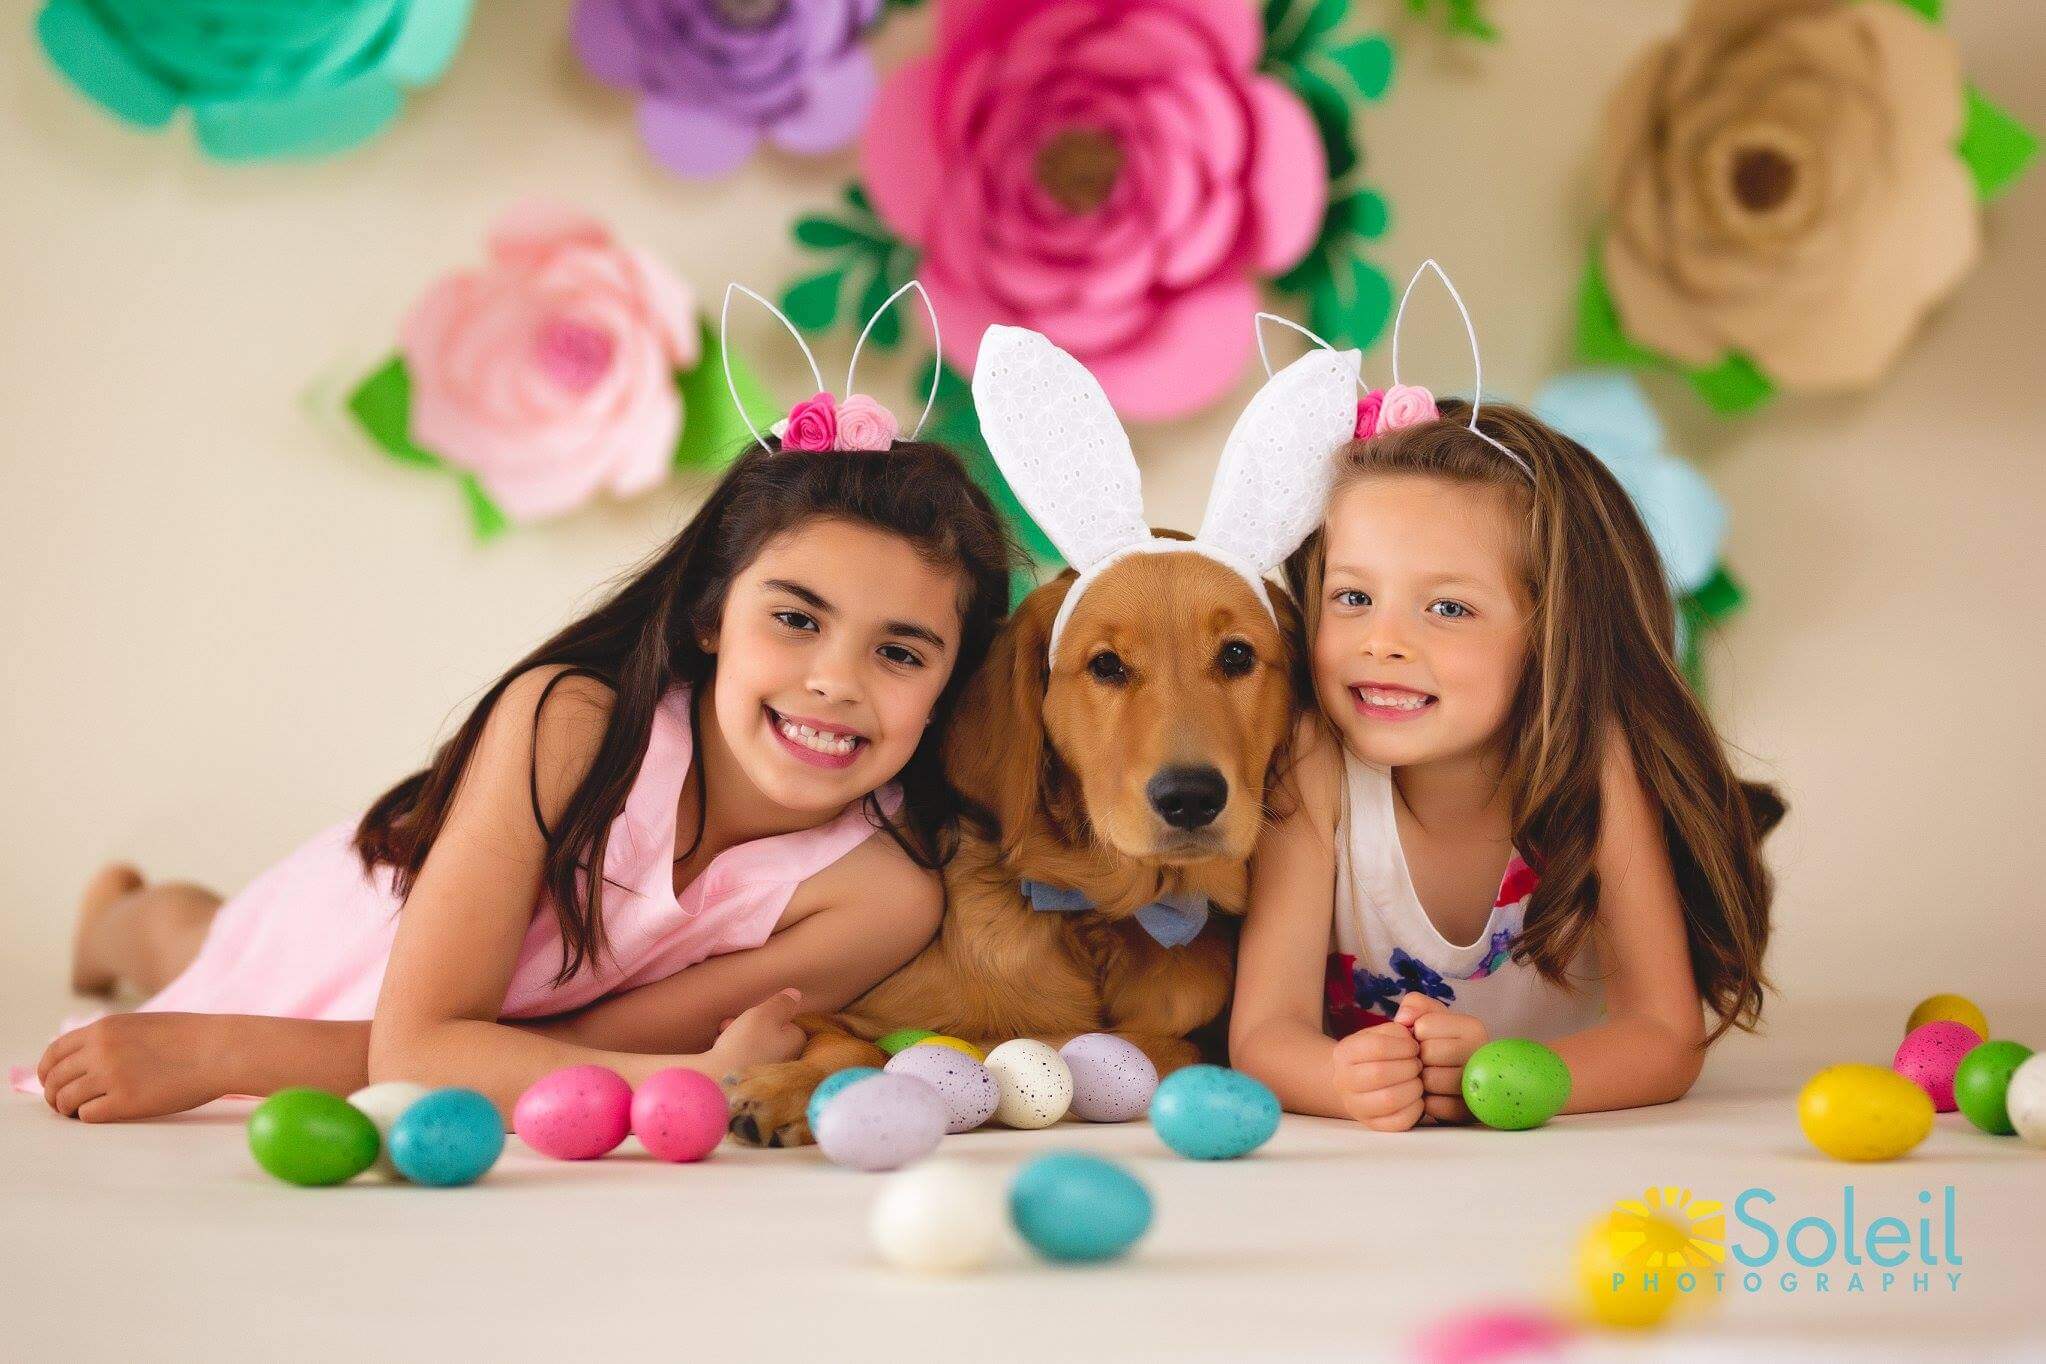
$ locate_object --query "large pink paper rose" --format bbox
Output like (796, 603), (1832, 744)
(400, 203), (700, 521)
(861, 0), (1326, 420)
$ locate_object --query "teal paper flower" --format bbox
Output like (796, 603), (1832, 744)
(1533, 369), (1740, 679)
(36, 0), (473, 161)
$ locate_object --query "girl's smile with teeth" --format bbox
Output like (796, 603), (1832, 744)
(766, 705), (867, 768)
(1350, 684), (1437, 720)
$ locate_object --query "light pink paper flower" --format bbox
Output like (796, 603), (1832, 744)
(861, 0), (1326, 420)
(1353, 389), (1384, 439)
(781, 392), (839, 451)
(1375, 384), (1439, 434)
(400, 203), (700, 522)
(834, 393), (899, 450)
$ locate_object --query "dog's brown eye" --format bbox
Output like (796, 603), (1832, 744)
(1217, 640), (1256, 677)
(1087, 651), (1128, 684)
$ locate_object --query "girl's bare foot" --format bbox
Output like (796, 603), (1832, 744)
(71, 863), (144, 996)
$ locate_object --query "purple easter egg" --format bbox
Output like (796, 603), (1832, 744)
(1060, 1033), (1161, 1123)
(813, 1074), (947, 1171)
(1893, 1020), (1982, 1112)
(883, 1044), (999, 1134)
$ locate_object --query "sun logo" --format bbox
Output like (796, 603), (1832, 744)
(1604, 1186), (1727, 1270)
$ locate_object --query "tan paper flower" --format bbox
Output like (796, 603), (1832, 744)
(1598, 0), (1981, 391)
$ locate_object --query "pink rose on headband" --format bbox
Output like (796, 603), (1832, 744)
(781, 392), (839, 451)
(1375, 384), (1439, 434)
(861, 0), (1326, 420)
(400, 203), (700, 522)
(834, 393), (899, 451)
(1353, 390), (1384, 439)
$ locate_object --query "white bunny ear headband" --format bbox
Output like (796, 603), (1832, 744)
(1256, 258), (1532, 480)
(972, 324), (1363, 664)
(720, 280), (943, 454)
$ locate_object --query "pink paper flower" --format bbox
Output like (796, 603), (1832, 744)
(1375, 384), (1439, 434)
(834, 393), (899, 450)
(1353, 389), (1384, 439)
(861, 0), (1327, 421)
(781, 392), (839, 451)
(400, 203), (699, 522)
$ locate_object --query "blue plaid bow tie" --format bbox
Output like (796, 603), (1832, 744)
(1020, 879), (1210, 949)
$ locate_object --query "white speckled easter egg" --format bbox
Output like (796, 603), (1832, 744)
(983, 1039), (1073, 1129)
(347, 1081), (432, 1180)
(813, 1074), (948, 1171)
(884, 1045), (999, 1133)
(870, 1161), (1006, 1272)
(1060, 1033), (1160, 1123)
(2008, 1053), (2046, 1149)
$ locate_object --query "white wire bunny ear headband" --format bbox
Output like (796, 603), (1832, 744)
(720, 280), (942, 454)
(972, 324), (1362, 664)
(1255, 258), (1532, 480)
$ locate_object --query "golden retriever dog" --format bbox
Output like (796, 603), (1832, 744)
(726, 532), (1302, 1146)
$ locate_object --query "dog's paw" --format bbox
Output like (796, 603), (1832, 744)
(726, 1060), (822, 1148)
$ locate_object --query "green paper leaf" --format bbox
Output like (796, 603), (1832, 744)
(1677, 563), (1745, 693)
(458, 473), (509, 541)
(1889, 0), (1940, 21)
(1272, 246), (1330, 295)
(675, 321), (772, 467)
(854, 264), (905, 350)
(917, 355), (1060, 570)
(1291, 66), (1357, 180)
(1263, 0), (1300, 44)
(1297, 0), (1351, 51)
(792, 215), (870, 250)
(1686, 354), (1774, 414)
(191, 73), (402, 161)
(844, 182), (873, 215)
(1304, 256), (1393, 350)
(346, 357), (442, 467)
(1331, 188), (1390, 239)
(1957, 85), (2039, 201)
(1687, 564), (1746, 623)
(1327, 35), (1394, 101)
(781, 268), (846, 332)
(37, 0), (180, 126)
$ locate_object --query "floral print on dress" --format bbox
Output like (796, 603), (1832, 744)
(1325, 855), (1540, 1038)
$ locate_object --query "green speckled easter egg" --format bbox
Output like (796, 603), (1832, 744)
(1462, 1039), (1571, 1131)
(247, 1088), (379, 1186)
(1955, 1040), (2034, 1135)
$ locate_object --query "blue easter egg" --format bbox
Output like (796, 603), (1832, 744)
(1008, 1152), (1153, 1263)
(807, 1066), (884, 1133)
(1149, 1065), (1280, 1160)
(387, 1088), (506, 1187)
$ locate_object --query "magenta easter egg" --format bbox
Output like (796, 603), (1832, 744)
(631, 1068), (728, 1163)
(813, 1074), (947, 1171)
(1060, 1033), (1160, 1123)
(884, 1044), (999, 1134)
(513, 1065), (633, 1160)
(1893, 1020), (1981, 1112)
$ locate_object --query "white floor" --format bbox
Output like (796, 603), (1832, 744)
(3, 983), (2038, 1362)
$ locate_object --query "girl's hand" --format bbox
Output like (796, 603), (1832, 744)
(1331, 1020), (1424, 1131)
(706, 988), (808, 1077)
(1394, 994), (1489, 1124)
(36, 1013), (229, 1121)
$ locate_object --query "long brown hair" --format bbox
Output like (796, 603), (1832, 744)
(1285, 399), (1784, 1040)
(355, 440), (1018, 985)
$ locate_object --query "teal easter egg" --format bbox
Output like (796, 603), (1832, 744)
(387, 1088), (505, 1187)
(807, 1066), (884, 1133)
(1462, 1039), (1572, 1131)
(1008, 1152), (1153, 1263)
(1955, 1040), (2034, 1135)
(247, 1088), (379, 1187)
(1149, 1064), (1280, 1160)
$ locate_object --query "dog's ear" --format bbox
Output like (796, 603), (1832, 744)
(945, 573), (1071, 858)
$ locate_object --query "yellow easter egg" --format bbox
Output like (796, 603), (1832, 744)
(1571, 1191), (1724, 1331)
(1906, 993), (1988, 1041)
(915, 1035), (985, 1062)
(1798, 1063), (1934, 1161)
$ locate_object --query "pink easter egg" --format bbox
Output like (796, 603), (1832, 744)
(1893, 1020), (1982, 1112)
(513, 1064), (633, 1160)
(631, 1067), (728, 1163)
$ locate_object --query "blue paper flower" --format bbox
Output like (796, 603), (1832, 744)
(1531, 369), (1725, 596)
(36, 0), (474, 161)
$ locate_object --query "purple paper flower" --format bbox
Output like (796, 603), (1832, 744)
(573, 0), (882, 179)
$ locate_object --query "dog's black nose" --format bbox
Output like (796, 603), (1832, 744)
(1147, 766), (1228, 830)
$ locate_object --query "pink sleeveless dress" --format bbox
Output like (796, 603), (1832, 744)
(13, 685), (900, 1093)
